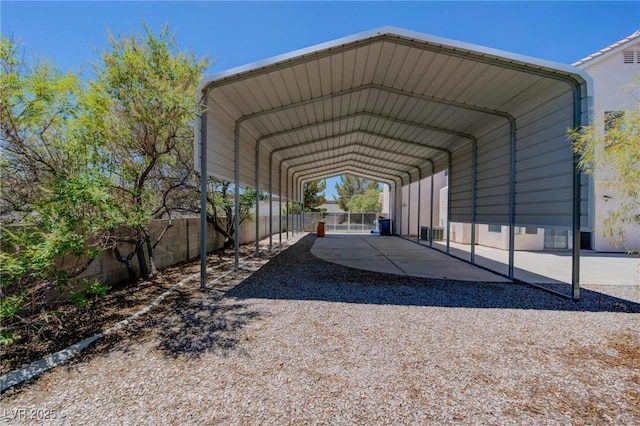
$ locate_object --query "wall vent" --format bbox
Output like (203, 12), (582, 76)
(623, 50), (635, 64)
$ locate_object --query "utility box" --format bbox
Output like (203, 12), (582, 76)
(420, 226), (429, 241)
(317, 221), (325, 237)
(420, 226), (444, 241)
(431, 227), (445, 241)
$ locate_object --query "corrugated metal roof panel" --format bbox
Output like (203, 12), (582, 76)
(198, 26), (591, 230)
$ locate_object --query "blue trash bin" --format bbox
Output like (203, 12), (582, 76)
(379, 218), (391, 236)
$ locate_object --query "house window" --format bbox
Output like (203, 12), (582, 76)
(514, 226), (537, 235)
(544, 228), (569, 249)
(488, 224), (501, 233)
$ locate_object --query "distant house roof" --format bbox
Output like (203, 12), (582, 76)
(319, 200), (345, 214)
(573, 30), (640, 67)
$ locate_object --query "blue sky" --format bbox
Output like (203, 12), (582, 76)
(2, 1), (638, 198)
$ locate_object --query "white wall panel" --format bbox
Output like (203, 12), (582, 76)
(449, 141), (473, 222)
(472, 121), (511, 225)
(515, 91), (574, 227)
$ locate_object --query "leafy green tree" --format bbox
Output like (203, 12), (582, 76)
(335, 175), (380, 211)
(181, 178), (261, 251)
(203, 181), (261, 250)
(149, 130), (260, 251)
(1, 35), (115, 343)
(303, 180), (326, 212)
(83, 23), (208, 280)
(346, 187), (382, 213)
(283, 201), (302, 215)
(571, 77), (639, 253)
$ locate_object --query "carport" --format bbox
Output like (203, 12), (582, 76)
(195, 27), (592, 300)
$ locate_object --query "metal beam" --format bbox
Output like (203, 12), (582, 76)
(272, 128), (452, 181)
(268, 154), (273, 252)
(294, 162), (404, 190)
(279, 141), (426, 169)
(417, 168), (423, 242)
(247, 85), (499, 198)
(285, 166), (289, 240)
(297, 165), (398, 188)
(278, 163), (282, 246)
(291, 152), (418, 180)
(255, 142), (260, 257)
(508, 120), (516, 278)
(430, 162), (435, 247)
(233, 122), (241, 269)
(570, 81), (584, 301)
(199, 110), (207, 289)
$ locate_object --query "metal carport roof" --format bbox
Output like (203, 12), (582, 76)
(195, 26), (592, 299)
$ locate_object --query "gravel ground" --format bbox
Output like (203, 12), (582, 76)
(2, 233), (639, 425)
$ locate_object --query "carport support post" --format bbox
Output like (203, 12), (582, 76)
(572, 164), (581, 300)
(393, 182), (398, 234)
(278, 164), (282, 246)
(571, 85), (582, 301)
(234, 123), (240, 270)
(292, 181), (296, 236)
(292, 178), (296, 236)
(199, 110), (207, 289)
(388, 184), (393, 230)
(417, 171), (422, 243)
(285, 168), (289, 240)
(392, 182), (402, 234)
(508, 122), (516, 278)
(471, 139), (478, 263)
(446, 157), (452, 254)
(292, 177), (296, 236)
(407, 179), (411, 237)
(298, 189), (301, 231)
(255, 144), (260, 257)
(269, 155), (273, 252)
(430, 168), (434, 247)
(398, 178), (404, 235)
(300, 182), (304, 233)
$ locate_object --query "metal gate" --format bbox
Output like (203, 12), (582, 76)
(304, 212), (383, 233)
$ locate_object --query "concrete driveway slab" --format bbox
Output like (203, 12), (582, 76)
(311, 234), (511, 282)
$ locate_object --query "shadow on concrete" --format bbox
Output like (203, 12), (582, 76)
(422, 240), (639, 285)
(226, 234), (640, 313)
(542, 250), (637, 258)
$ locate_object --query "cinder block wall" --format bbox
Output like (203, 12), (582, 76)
(79, 215), (284, 286)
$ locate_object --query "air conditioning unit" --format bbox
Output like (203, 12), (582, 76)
(431, 227), (444, 241)
(420, 226), (445, 241)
